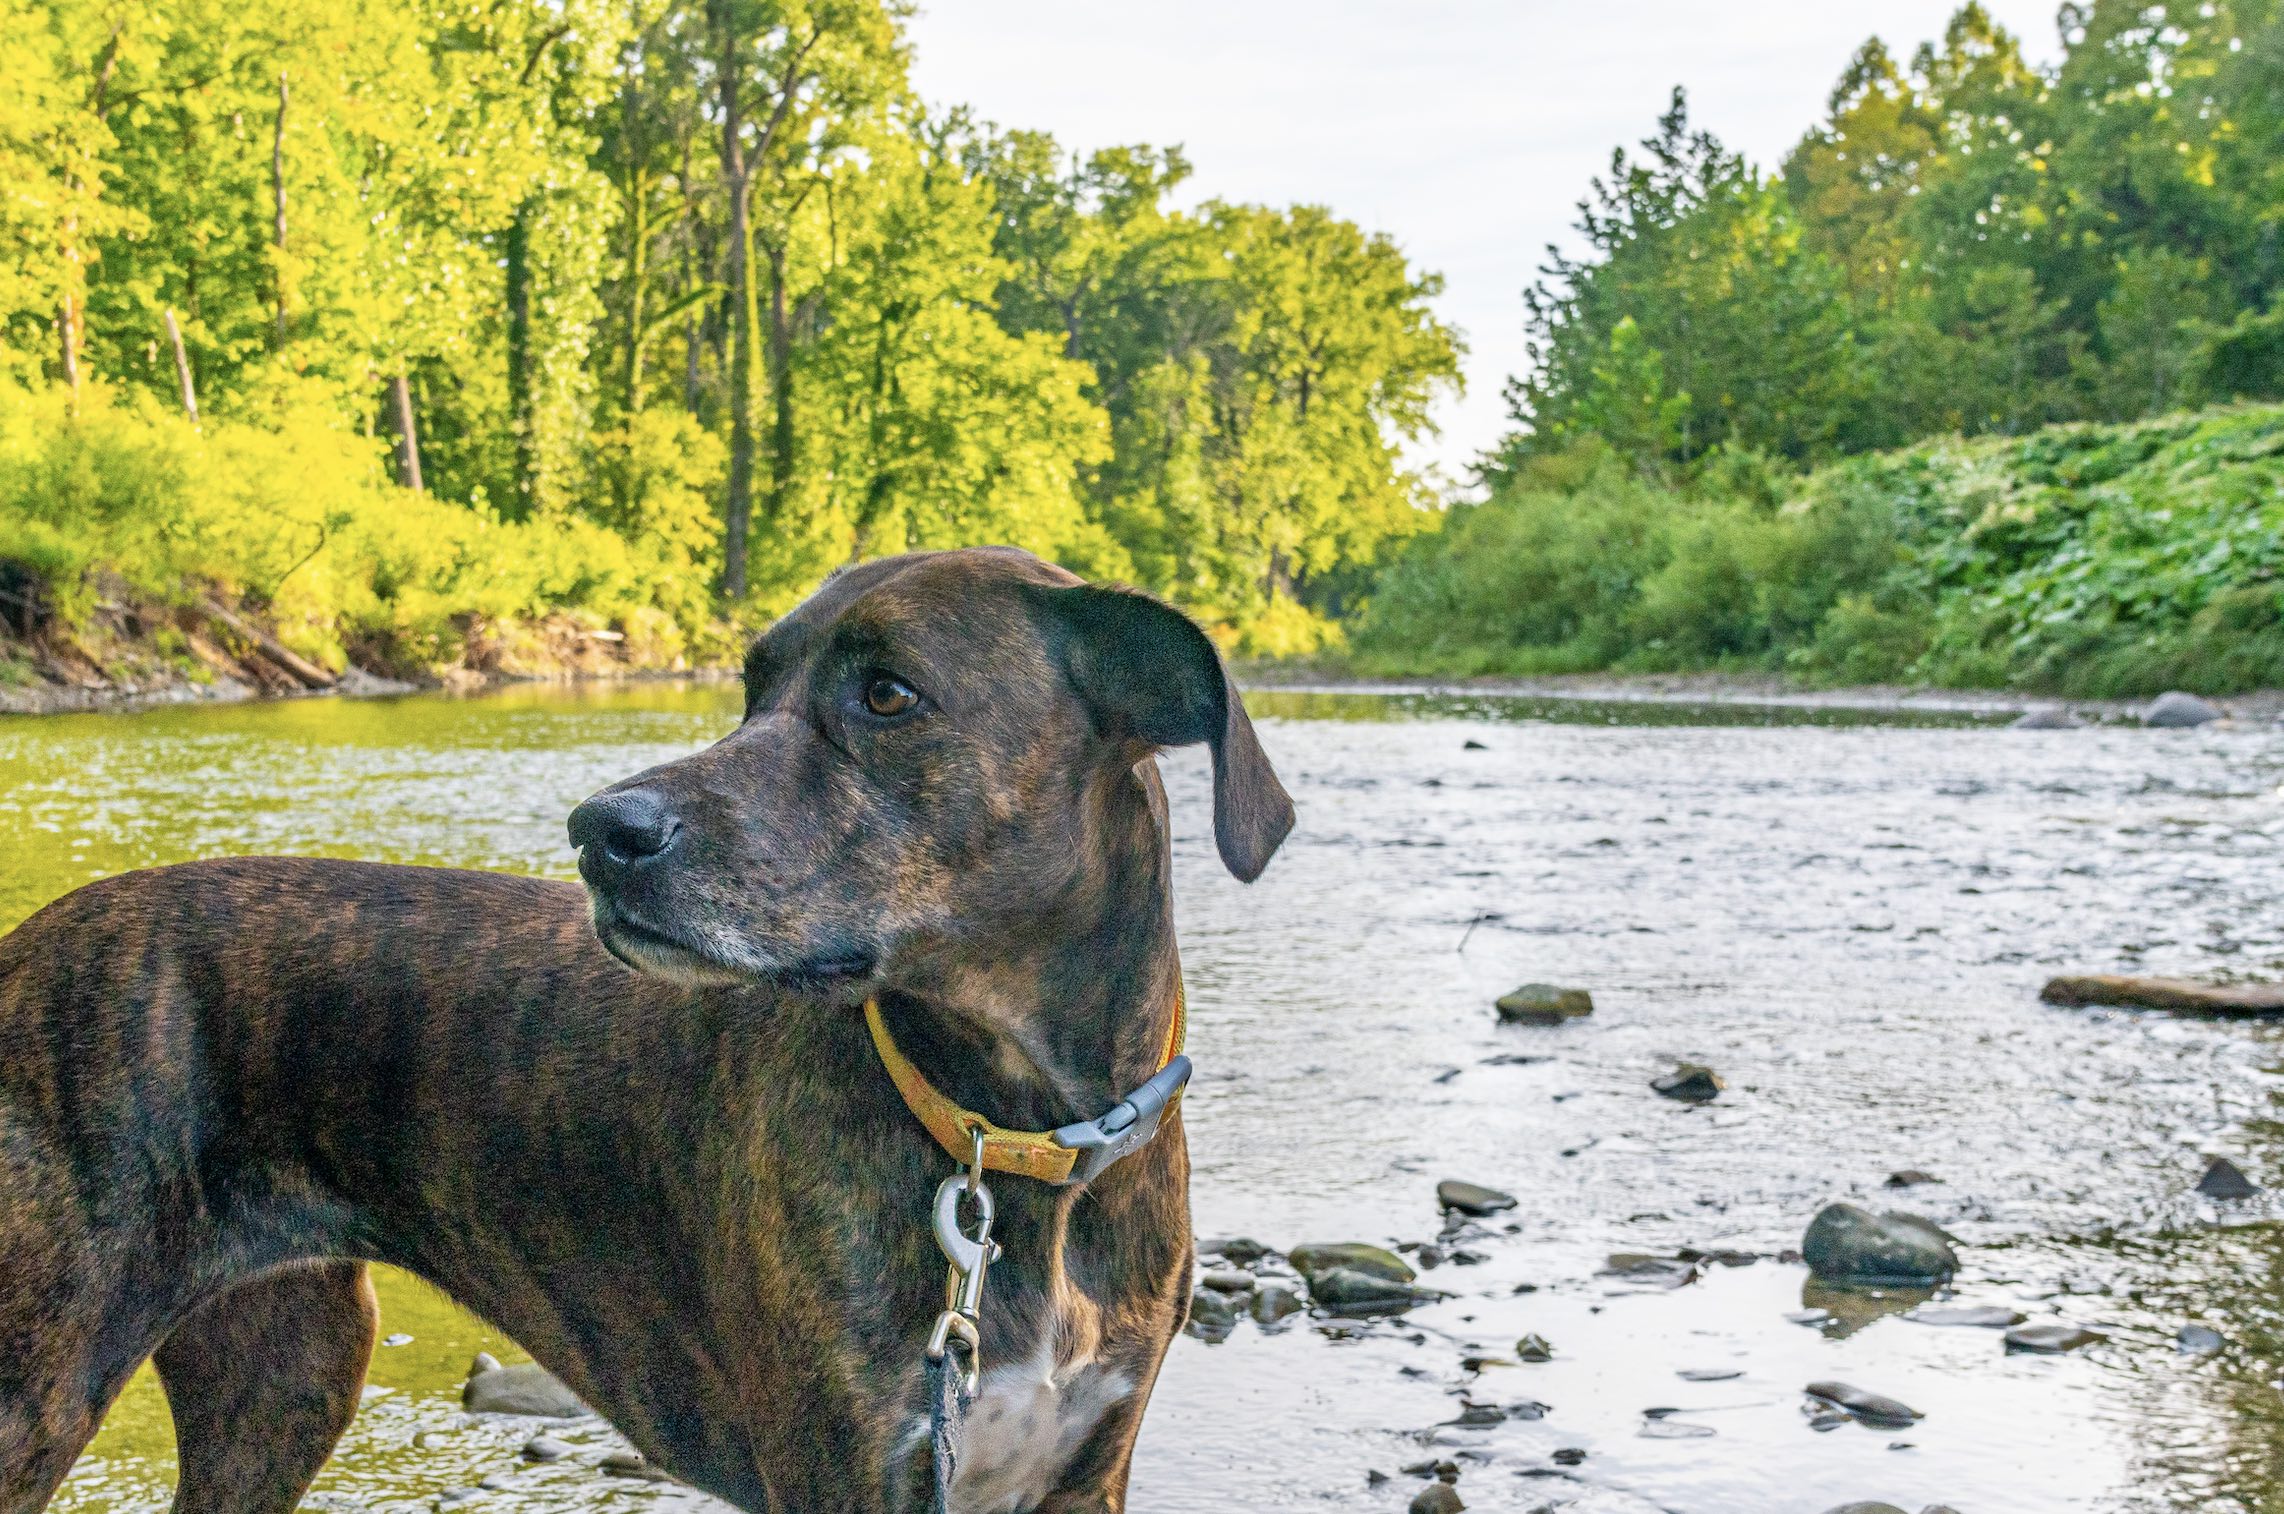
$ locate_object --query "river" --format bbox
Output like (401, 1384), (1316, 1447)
(7, 683), (2284, 1514)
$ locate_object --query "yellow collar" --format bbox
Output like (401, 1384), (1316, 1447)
(863, 984), (1187, 1185)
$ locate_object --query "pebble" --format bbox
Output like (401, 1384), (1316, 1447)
(1908, 1305), (2025, 1329)
(521, 1436), (572, 1463)
(1801, 1203), (1959, 1286)
(1640, 1419), (1715, 1438)
(1785, 1308), (1833, 1326)
(1185, 1288), (1239, 1342)
(599, 1450), (667, 1482)
(1495, 983), (1593, 1024)
(1250, 1284), (1304, 1324)
(2004, 1322), (2105, 1354)
(1202, 1236), (1272, 1266)
(1436, 1179), (1517, 1216)
(1651, 1062), (1724, 1102)
(1287, 1242), (1415, 1285)
(1883, 1170), (1941, 1188)
(1408, 1483), (1465, 1514)
(1550, 1447), (1587, 1466)
(2144, 690), (2223, 727)
(2197, 1156), (2260, 1200)
(1602, 1253), (1698, 1288)
(1200, 1269), (1256, 1294)
(2011, 706), (2080, 729)
(1805, 1381), (1923, 1428)
(1400, 1458), (1458, 1479)
(463, 1356), (586, 1418)
(2178, 1323), (2225, 1354)
(380, 1333), (414, 1347)
(1308, 1267), (1442, 1314)
(1515, 1333), (1554, 1362)
(1444, 1403), (1506, 1427)
(1677, 1367), (1742, 1381)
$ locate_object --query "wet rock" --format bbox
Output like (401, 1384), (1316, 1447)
(2042, 975), (2284, 1014)
(1884, 1170), (1941, 1188)
(1200, 1269), (1255, 1293)
(1408, 1482), (1465, 1514)
(2178, 1323), (2225, 1355)
(1437, 1179), (1517, 1216)
(1677, 1367), (1742, 1381)
(1801, 1203), (1958, 1286)
(1551, 1446), (1587, 1466)
(1201, 1236), (1272, 1266)
(1803, 1281), (1933, 1339)
(1506, 1399), (1550, 1420)
(1462, 739), (1489, 751)
(1308, 1268), (1442, 1314)
(2004, 1322), (2105, 1354)
(2145, 690), (2223, 727)
(521, 1436), (572, 1463)
(463, 1355), (585, 1418)
(1785, 1307), (1832, 1326)
(1495, 984), (1593, 1024)
(1601, 1253), (1698, 1288)
(1399, 1458), (1458, 1480)
(2011, 706), (2079, 729)
(479, 1473), (515, 1490)
(380, 1333), (414, 1347)
(1444, 1403), (1506, 1427)
(1651, 1062), (1724, 1102)
(1678, 1245), (1758, 1268)
(1250, 1284), (1304, 1324)
(1185, 1288), (1238, 1342)
(1805, 1381), (1923, 1429)
(2197, 1156), (2261, 1199)
(1908, 1305), (2024, 1329)
(1639, 1419), (1715, 1438)
(1288, 1242), (1415, 1285)
(1514, 1333), (1554, 1362)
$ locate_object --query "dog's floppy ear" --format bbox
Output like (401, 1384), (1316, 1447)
(1036, 584), (1294, 882)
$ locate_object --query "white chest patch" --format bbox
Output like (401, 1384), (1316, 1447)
(940, 1339), (1133, 1514)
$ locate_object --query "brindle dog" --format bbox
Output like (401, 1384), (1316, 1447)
(0, 547), (1293, 1514)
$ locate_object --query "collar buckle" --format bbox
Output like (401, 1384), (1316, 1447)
(1049, 1053), (1193, 1186)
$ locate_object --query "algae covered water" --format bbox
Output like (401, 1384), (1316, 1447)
(8, 683), (2284, 1513)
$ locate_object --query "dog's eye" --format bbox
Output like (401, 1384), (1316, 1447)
(862, 674), (920, 719)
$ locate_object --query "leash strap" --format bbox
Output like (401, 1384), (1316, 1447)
(926, 1348), (967, 1514)
(863, 983), (1189, 1186)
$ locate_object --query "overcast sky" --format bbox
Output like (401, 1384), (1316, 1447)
(906, 1), (2063, 488)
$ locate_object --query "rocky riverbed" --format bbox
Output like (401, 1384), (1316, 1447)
(14, 684), (2284, 1513)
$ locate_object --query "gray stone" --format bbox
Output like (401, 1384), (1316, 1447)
(1639, 1419), (1715, 1438)
(2198, 1156), (2260, 1199)
(1495, 984), (1593, 1024)
(1820, 1506), (1909, 1514)
(1802, 1203), (1958, 1286)
(2145, 690), (2224, 727)
(1308, 1267), (1442, 1314)
(2178, 1323), (2225, 1354)
(1184, 1288), (1238, 1342)
(1884, 1170), (1941, 1188)
(1652, 1062), (1724, 1102)
(1199, 1269), (1255, 1293)
(1287, 1242), (1415, 1285)
(1805, 1381), (1923, 1428)
(463, 1357), (585, 1418)
(1677, 1367), (1742, 1381)
(1202, 1236), (1271, 1266)
(1436, 1179), (1517, 1216)
(1514, 1332), (1554, 1362)
(1908, 1305), (2024, 1329)
(2004, 1322), (2104, 1354)
(1249, 1284), (1303, 1324)
(2011, 705), (2080, 728)
(521, 1436), (572, 1463)
(1408, 1483), (1465, 1514)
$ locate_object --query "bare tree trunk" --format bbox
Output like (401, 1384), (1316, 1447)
(764, 240), (794, 533)
(711, 0), (754, 599)
(164, 309), (198, 425)
(56, 285), (82, 414)
(271, 73), (289, 348)
(389, 373), (424, 491)
(504, 197), (535, 518)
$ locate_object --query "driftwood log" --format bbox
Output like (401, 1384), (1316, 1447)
(2041, 974), (2284, 1014)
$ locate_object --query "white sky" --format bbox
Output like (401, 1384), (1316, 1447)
(907, 0), (2063, 489)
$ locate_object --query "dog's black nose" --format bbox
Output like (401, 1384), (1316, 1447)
(568, 788), (680, 864)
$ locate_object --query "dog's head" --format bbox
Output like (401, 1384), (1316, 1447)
(568, 547), (1293, 995)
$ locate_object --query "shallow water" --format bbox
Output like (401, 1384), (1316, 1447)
(8, 684), (2284, 1513)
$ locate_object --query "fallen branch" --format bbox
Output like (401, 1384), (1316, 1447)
(202, 598), (335, 690)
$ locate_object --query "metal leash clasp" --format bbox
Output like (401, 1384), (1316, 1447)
(925, 1124), (1000, 1395)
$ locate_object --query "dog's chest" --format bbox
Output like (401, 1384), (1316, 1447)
(948, 1340), (1132, 1514)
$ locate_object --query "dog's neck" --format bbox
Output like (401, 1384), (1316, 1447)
(876, 761), (1183, 1133)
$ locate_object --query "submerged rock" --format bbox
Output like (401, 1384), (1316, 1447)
(1201, 1236), (1272, 1266)
(1514, 1332), (1554, 1362)
(1884, 1170), (1941, 1188)
(1199, 1269), (1255, 1294)
(464, 1355), (585, 1418)
(1288, 1242), (1415, 1285)
(1185, 1288), (1238, 1342)
(2178, 1323), (2225, 1354)
(1602, 1252), (1699, 1288)
(1309, 1267), (1442, 1314)
(2004, 1323), (2105, 1354)
(1651, 1062), (1724, 1102)
(1677, 1367), (1742, 1382)
(2011, 706), (2080, 729)
(2197, 1156), (2261, 1199)
(1805, 1381), (1923, 1429)
(2145, 690), (2223, 727)
(1250, 1284), (1304, 1324)
(1495, 983), (1593, 1024)
(1436, 1179), (1517, 1216)
(1801, 1203), (1958, 1286)
(2042, 975), (2284, 1014)
(1908, 1305), (2024, 1329)
(521, 1436), (572, 1463)
(1408, 1483), (1465, 1514)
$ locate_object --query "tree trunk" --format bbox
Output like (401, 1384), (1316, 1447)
(712, 0), (755, 599)
(504, 196), (536, 519)
(164, 309), (198, 425)
(622, 171), (649, 414)
(388, 373), (424, 491)
(764, 241), (794, 534)
(271, 73), (289, 348)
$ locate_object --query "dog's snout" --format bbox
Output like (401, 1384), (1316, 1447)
(569, 789), (681, 867)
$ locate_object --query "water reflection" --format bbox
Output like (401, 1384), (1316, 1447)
(3, 681), (2282, 1512)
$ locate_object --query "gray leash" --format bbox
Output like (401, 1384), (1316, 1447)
(924, 1128), (996, 1514)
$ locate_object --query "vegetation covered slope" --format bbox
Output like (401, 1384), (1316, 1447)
(1355, 404), (2284, 697)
